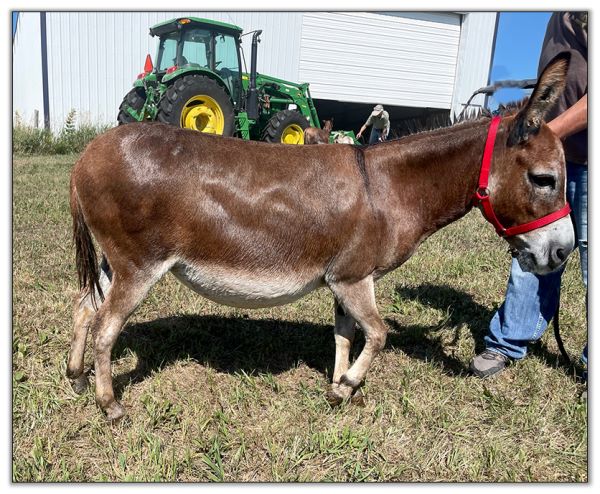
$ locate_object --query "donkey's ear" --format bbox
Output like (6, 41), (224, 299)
(507, 52), (571, 146)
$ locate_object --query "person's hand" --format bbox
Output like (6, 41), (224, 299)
(356, 131), (362, 139)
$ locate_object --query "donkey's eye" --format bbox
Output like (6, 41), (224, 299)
(529, 173), (556, 189)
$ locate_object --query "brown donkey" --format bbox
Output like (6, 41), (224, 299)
(304, 118), (334, 144)
(69, 54), (574, 420)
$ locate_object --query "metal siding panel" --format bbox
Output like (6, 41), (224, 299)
(12, 13), (44, 126)
(70, 13), (76, 119)
(48, 12), (62, 128)
(110, 13), (117, 124)
(104, 14), (111, 123)
(56, 13), (64, 125)
(299, 12), (461, 108)
(379, 11), (461, 26)
(82, 14), (90, 118)
(450, 13), (497, 118)
(47, 13), (55, 127)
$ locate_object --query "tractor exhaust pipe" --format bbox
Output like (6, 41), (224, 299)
(246, 30), (262, 120)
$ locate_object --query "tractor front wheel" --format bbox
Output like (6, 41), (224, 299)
(157, 75), (235, 136)
(117, 87), (147, 125)
(262, 110), (309, 145)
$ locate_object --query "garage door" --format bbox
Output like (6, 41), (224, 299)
(299, 12), (461, 109)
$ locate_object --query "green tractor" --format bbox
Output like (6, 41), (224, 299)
(117, 16), (324, 144)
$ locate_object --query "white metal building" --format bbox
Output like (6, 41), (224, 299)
(12, 11), (497, 131)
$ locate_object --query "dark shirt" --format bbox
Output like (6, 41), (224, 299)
(538, 12), (588, 165)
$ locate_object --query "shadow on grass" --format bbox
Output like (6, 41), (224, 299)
(112, 314), (338, 394)
(529, 338), (583, 377)
(111, 283), (577, 393)
(386, 283), (495, 376)
(111, 283), (496, 392)
(389, 283), (578, 377)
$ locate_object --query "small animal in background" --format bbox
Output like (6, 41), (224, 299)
(304, 118), (334, 144)
(333, 133), (354, 144)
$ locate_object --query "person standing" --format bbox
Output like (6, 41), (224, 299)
(357, 104), (390, 144)
(470, 12), (588, 378)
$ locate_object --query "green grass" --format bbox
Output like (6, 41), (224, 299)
(13, 154), (587, 482)
(13, 111), (110, 155)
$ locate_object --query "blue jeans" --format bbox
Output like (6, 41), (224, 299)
(485, 162), (588, 362)
(369, 127), (383, 144)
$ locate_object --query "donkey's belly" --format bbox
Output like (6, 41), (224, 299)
(170, 261), (325, 309)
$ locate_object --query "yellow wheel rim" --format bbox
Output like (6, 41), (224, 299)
(281, 124), (305, 145)
(180, 95), (225, 134)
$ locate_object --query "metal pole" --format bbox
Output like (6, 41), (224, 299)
(40, 12), (50, 130)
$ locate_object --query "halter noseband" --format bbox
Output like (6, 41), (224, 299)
(472, 116), (572, 238)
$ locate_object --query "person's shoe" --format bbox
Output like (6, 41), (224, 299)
(469, 350), (509, 378)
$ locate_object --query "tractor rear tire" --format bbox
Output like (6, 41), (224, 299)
(157, 75), (235, 136)
(262, 110), (309, 144)
(117, 87), (146, 125)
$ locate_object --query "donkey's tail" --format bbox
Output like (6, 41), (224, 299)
(70, 181), (104, 310)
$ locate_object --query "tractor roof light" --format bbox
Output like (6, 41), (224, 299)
(178, 18), (191, 24)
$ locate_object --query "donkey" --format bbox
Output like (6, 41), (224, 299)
(68, 54), (574, 421)
(304, 118), (334, 144)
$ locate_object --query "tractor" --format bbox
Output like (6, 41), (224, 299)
(117, 16), (326, 144)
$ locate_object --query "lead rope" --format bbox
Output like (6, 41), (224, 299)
(552, 298), (571, 365)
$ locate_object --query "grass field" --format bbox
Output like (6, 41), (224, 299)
(13, 154), (587, 482)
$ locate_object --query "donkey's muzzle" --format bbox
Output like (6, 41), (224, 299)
(510, 216), (575, 275)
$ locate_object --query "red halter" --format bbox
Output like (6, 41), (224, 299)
(473, 116), (572, 238)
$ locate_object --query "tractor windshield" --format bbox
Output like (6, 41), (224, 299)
(157, 28), (241, 107)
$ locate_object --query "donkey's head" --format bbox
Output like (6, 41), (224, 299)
(487, 53), (575, 275)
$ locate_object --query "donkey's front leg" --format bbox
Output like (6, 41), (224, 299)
(327, 299), (356, 404)
(328, 276), (388, 405)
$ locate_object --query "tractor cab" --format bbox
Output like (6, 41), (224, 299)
(151, 18), (243, 109)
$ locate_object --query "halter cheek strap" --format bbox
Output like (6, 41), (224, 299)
(473, 116), (572, 238)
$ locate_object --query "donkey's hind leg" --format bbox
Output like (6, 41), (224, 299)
(67, 255), (112, 394)
(90, 261), (170, 421)
(327, 276), (388, 405)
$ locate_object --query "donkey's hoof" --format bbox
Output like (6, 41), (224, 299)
(104, 401), (126, 422)
(350, 388), (366, 407)
(70, 374), (89, 395)
(326, 383), (353, 407)
(326, 389), (344, 407)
